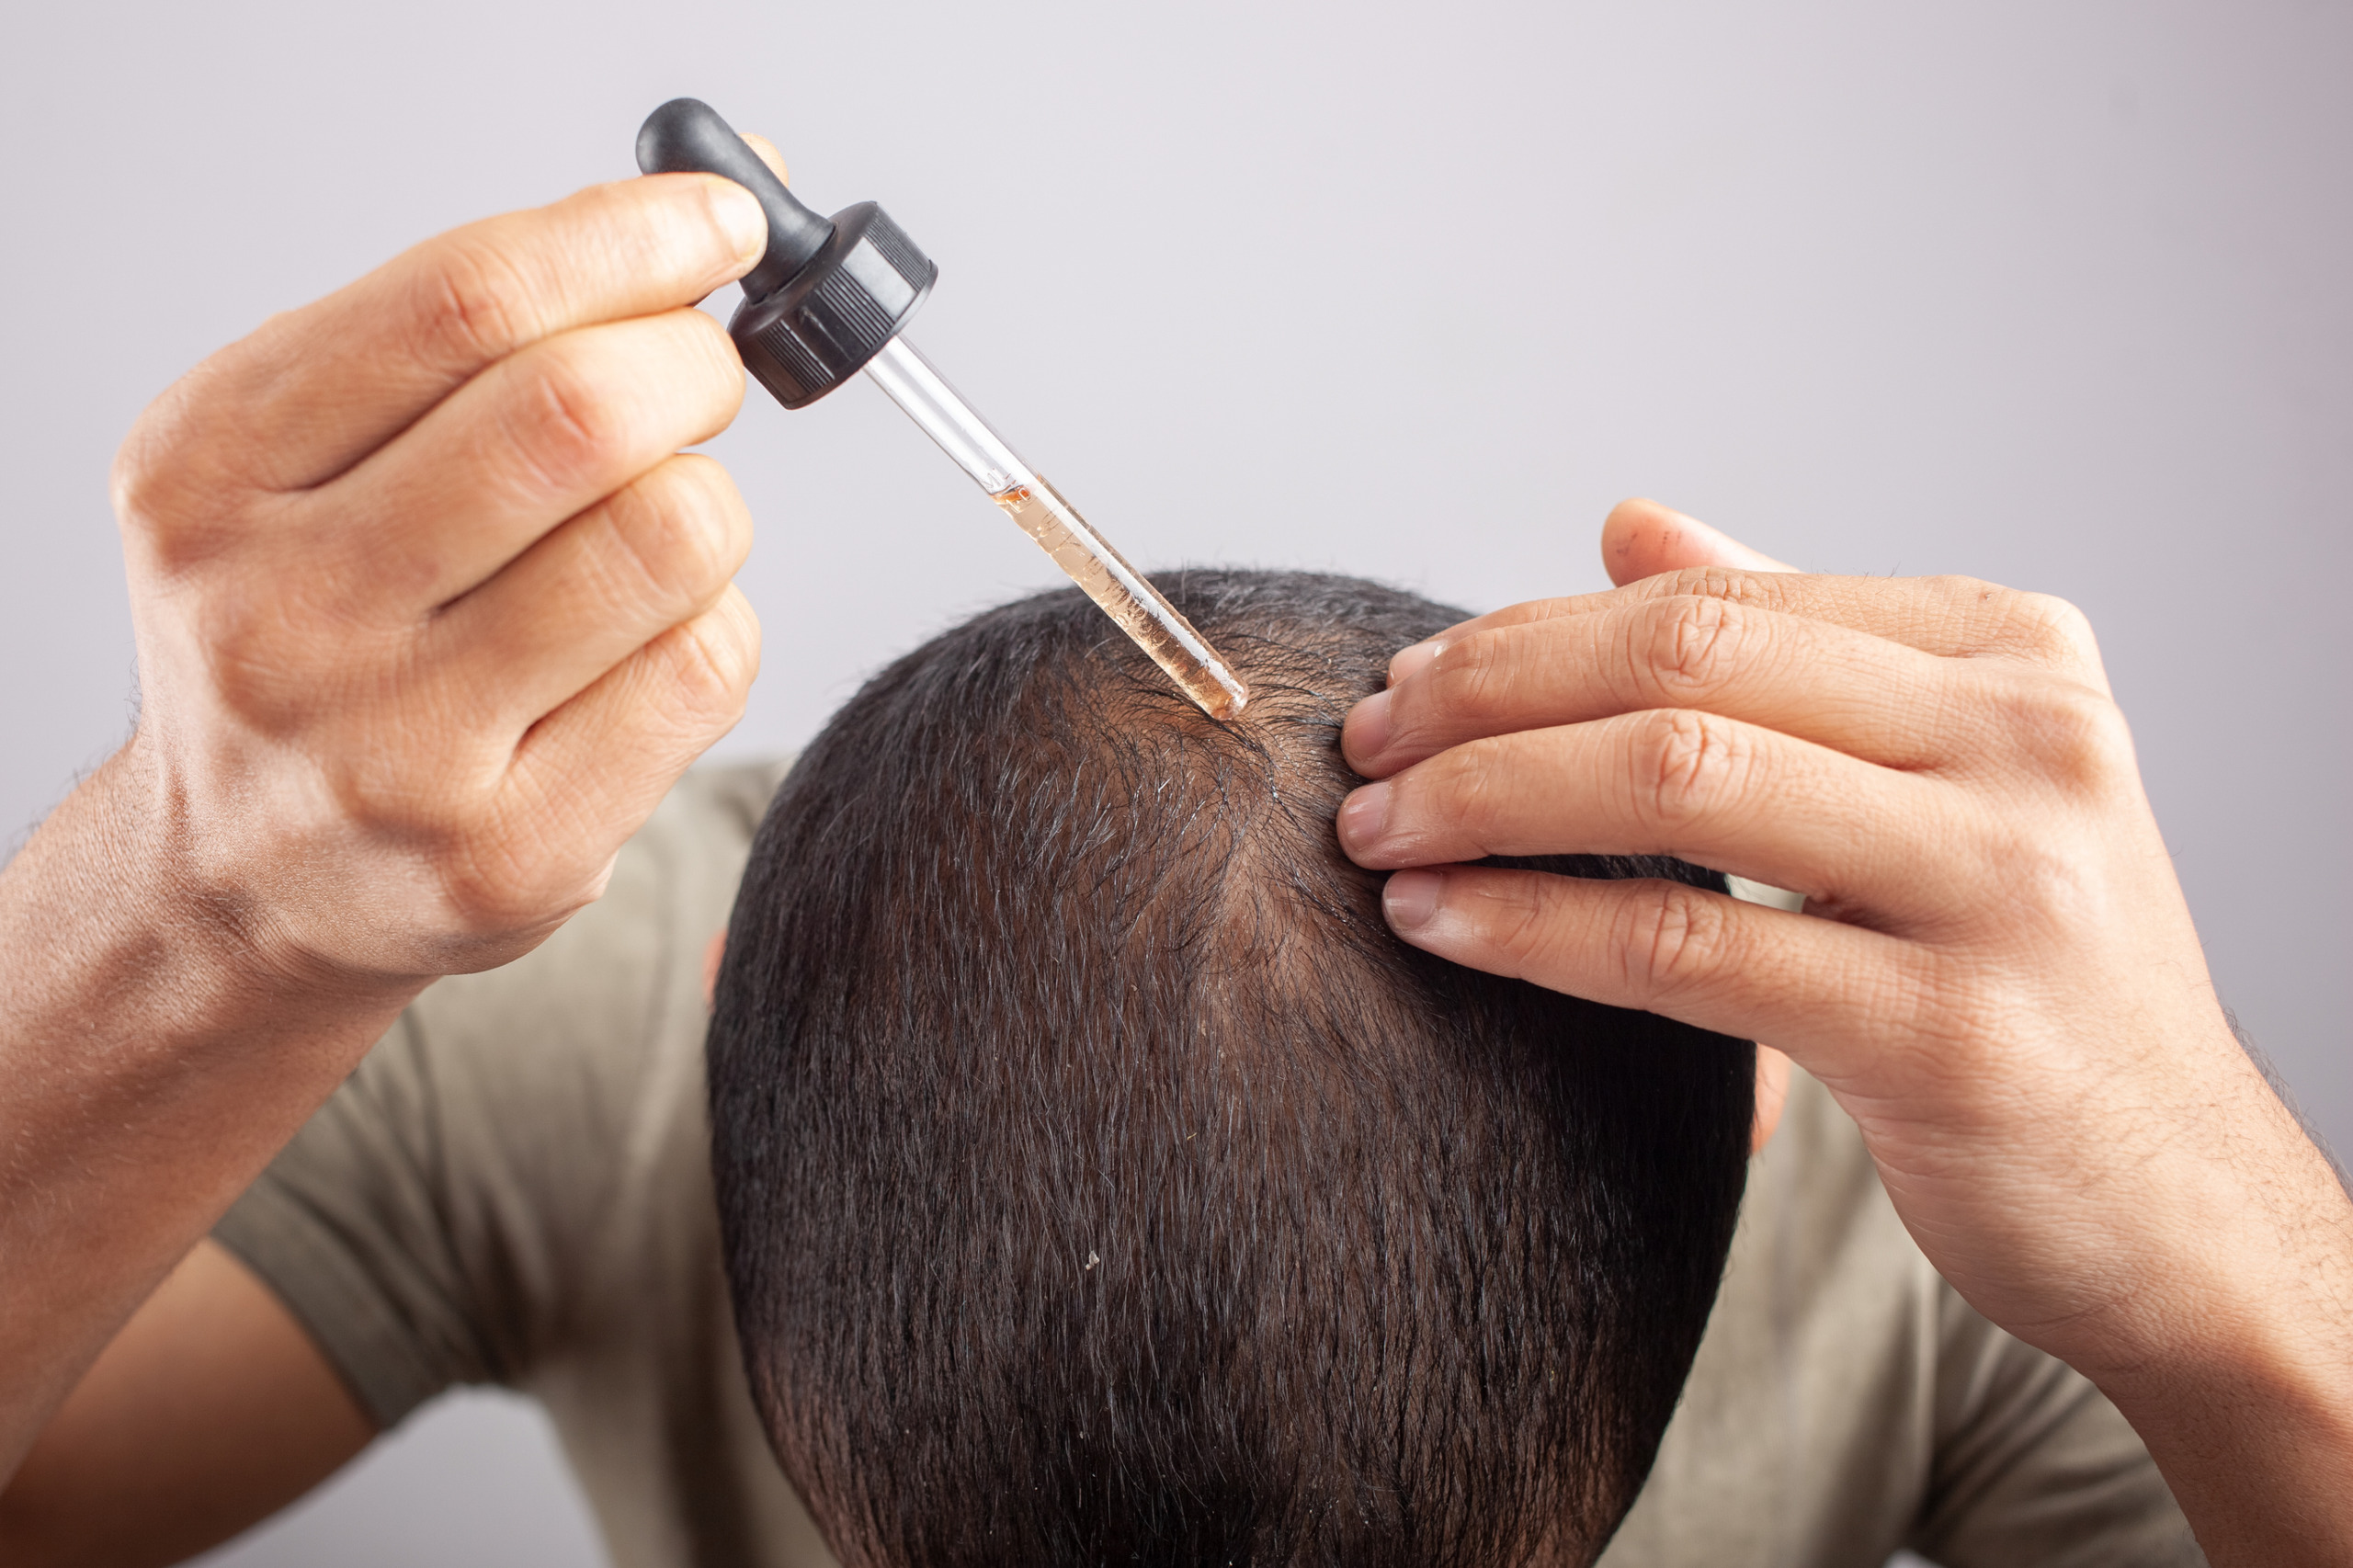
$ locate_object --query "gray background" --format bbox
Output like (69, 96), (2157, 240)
(5, 0), (2346, 1562)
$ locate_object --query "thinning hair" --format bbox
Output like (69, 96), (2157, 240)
(709, 571), (1753, 1568)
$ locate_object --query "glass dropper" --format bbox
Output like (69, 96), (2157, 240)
(633, 97), (1248, 722)
(861, 337), (1248, 719)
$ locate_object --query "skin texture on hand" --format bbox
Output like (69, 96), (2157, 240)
(0, 163), (775, 1478)
(1336, 498), (2353, 1565)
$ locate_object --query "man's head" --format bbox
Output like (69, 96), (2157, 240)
(709, 571), (1753, 1567)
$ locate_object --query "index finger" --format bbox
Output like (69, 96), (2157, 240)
(135, 173), (768, 495)
(1391, 568), (2109, 687)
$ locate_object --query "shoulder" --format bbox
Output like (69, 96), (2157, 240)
(396, 753), (795, 1210)
(1694, 1064), (1938, 1427)
(1607, 1071), (2200, 1567)
(1604, 1068), (1944, 1562)
(215, 758), (796, 1415)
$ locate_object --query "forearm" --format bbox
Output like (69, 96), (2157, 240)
(2116, 1347), (2353, 1567)
(2079, 1086), (2353, 1567)
(0, 743), (415, 1478)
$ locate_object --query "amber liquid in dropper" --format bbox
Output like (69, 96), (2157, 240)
(990, 476), (1249, 720)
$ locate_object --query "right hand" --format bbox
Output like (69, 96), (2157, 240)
(1, 157), (785, 1475)
(110, 167), (771, 990)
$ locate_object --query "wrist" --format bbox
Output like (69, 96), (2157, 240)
(6, 737), (420, 1064)
(2056, 1054), (2353, 1369)
(105, 726), (437, 1008)
(2054, 1093), (2353, 1565)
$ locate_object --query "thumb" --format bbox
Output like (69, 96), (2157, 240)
(739, 132), (790, 186)
(1601, 497), (1796, 585)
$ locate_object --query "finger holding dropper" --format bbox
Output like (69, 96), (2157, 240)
(634, 98), (1248, 720)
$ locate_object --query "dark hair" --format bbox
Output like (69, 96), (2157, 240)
(709, 570), (1752, 1568)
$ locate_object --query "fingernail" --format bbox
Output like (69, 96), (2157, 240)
(705, 178), (769, 263)
(1336, 780), (1390, 853)
(1344, 689), (1392, 760)
(1384, 869), (1444, 930)
(1389, 639), (1444, 687)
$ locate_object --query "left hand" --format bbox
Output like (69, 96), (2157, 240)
(1334, 497), (2353, 1568)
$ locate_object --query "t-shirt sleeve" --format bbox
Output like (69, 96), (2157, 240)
(210, 759), (785, 1430)
(212, 1007), (506, 1426)
(1906, 1281), (2208, 1568)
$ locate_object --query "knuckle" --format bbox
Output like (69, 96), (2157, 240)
(601, 460), (745, 610)
(665, 599), (760, 714)
(1417, 631), (1515, 730)
(1922, 574), (2001, 605)
(332, 752), (442, 838)
(1632, 708), (1751, 829)
(108, 401), (176, 526)
(418, 233), (540, 366)
(1616, 880), (1730, 1000)
(1935, 577), (2097, 666)
(2006, 591), (2098, 665)
(1995, 674), (2134, 795)
(1427, 739), (1510, 846)
(1643, 595), (1749, 698)
(324, 769), (562, 941)
(1642, 565), (1792, 616)
(109, 423), (183, 550)
(506, 316), (732, 496)
(512, 341), (643, 487)
(1486, 875), (1563, 969)
(109, 375), (250, 569)
(191, 590), (328, 732)
(437, 831), (564, 936)
(1978, 826), (2106, 936)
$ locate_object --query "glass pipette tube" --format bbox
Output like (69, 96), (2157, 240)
(862, 336), (1250, 721)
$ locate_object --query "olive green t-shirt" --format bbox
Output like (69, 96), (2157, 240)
(214, 761), (2203, 1568)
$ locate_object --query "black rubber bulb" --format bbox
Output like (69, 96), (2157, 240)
(635, 97), (835, 301)
(632, 97), (937, 410)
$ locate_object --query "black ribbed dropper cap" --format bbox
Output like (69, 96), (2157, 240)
(636, 98), (936, 409)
